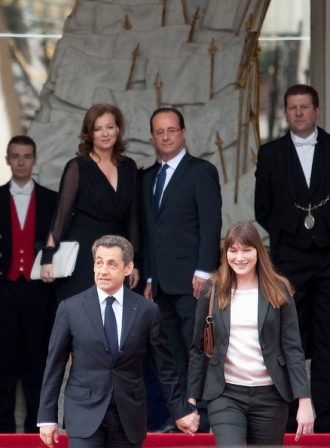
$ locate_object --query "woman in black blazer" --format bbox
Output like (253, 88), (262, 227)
(187, 221), (313, 446)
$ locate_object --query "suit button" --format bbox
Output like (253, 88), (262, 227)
(20, 249), (24, 254)
(0, 253), (2, 258)
(107, 391), (112, 395)
(0, 234), (2, 238)
(19, 267), (24, 272)
(0, 272), (3, 275)
(111, 369), (115, 373)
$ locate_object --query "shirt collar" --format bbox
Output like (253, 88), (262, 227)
(290, 128), (318, 146)
(10, 179), (34, 195)
(97, 285), (124, 306)
(161, 148), (186, 170)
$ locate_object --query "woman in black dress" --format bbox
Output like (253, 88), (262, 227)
(40, 104), (139, 301)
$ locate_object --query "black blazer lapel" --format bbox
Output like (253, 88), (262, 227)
(120, 286), (139, 350)
(279, 134), (307, 199)
(1, 183), (12, 253)
(145, 165), (159, 219)
(309, 129), (326, 196)
(82, 286), (108, 348)
(258, 288), (269, 335)
(220, 299), (230, 337)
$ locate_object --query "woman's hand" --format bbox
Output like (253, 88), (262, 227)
(295, 397), (314, 441)
(129, 268), (139, 290)
(41, 264), (55, 283)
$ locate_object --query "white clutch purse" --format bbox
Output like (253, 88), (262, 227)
(31, 241), (79, 280)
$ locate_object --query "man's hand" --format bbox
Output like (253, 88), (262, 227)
(40, 424), (59, 447)
(192, 275), (207, 299)
(144, 282), (153, 301)
(295, 398), (314, 441)
(129, 268), (140, 290)
(175, 410), (200, 436)
(40, 264), (55, 283)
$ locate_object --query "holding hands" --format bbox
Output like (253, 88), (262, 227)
(175, 409), (200, 436)
(40, 424), (59, 447)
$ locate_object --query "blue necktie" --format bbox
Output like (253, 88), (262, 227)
(104, 296), (118, 362)
(154, 164), (169, 212)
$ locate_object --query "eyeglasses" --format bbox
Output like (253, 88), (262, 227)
(153, 128), (182, 138)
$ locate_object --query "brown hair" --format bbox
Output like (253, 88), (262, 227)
(150, 108), (185, 133)
(212, 222), (293, 310)
(77, 104), (127, 164)
(7, 135), (36, 157)
(284, 84), (319, 109)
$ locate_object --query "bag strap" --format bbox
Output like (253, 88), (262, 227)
(207, 283), (215, 321)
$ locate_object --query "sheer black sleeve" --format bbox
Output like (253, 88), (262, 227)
(127, 161), (140, 258)
(41, 159), (79, 264)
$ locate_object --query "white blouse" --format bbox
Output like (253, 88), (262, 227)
(224, 289), (273, 386)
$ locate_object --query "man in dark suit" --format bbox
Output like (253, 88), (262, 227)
(38, 235), (198, 448)
(255, 84), (330, 433)
(0, 136), (57, 433)
(143, 108), (222, 431)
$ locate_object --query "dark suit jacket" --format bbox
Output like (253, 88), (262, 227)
(255, 127), (330, 253)
(187, 285), (310, 404)
(0, 180), (57, 281)
(37, 285), (193, 444)
(143, 153), (222, 297)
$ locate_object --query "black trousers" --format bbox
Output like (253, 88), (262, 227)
(68, 404), (142, 448)
(0, 277), (56, 433)
(273, 243), (330, 433)
(208, 384), (288, 446)
(155, 286), (209, 432)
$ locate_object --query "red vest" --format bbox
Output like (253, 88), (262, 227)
(7, 189), (36, 281)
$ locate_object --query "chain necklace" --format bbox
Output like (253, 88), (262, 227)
(294, 195), (330, 229)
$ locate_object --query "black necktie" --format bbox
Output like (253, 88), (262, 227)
(104, 296), (118, 362)
(154, 164), (169, 212)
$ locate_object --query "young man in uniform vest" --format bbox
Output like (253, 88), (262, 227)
(0, 136), (57, 433)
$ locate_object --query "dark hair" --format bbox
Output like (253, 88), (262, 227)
(284, 84), (319, 109)
(77, 104), (127, 164)
(92, 235), (133, 266)
(150, 108), (185, 133)
(212, 222), (292, 309)
(7, 135), (36, 157)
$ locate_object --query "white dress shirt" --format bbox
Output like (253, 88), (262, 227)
(9, 179), (34, 229)
(291, 128), (318, 188)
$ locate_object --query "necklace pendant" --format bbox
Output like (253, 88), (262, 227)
(304, 213), (315, 230)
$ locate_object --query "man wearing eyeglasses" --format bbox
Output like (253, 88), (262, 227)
(143, 108), (222, 432)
